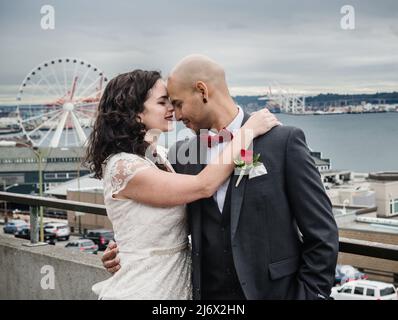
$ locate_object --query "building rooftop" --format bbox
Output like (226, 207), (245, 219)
(334, 208), (398, 235)
(368, 172), (398, 182)
(0, 146), (86, 159)
(0, 162), (89, 172)
(312, 157), (330, 166)
(44, 174), (103, 197)
(321, 169), (352, 175)
(0, 146), (88, 172)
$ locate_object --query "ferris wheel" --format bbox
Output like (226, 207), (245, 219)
(16, 57), (108, 148)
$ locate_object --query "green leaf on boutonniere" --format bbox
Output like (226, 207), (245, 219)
(253, 153), (261, 163)
(234, 159), (245, 167)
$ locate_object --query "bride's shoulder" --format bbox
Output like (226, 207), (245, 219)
(107, 152), (145, 162)
(103, 152), (148, 174)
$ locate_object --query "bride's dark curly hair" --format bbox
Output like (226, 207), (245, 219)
(84, 69), (167, 179)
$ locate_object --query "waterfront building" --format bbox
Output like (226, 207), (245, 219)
(368, 172), (398, 218)
(0, 146), (88, 195)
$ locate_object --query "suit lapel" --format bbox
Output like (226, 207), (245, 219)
(230, 112), (251, 240)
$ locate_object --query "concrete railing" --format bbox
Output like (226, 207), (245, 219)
(1, 191), (398, 299)
(0, 233), (108, 299)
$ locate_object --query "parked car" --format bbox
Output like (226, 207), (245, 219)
(335, 264), (367, 285)
(3, 220), (29, 234)
(83, 229), (114, 251)
(14, 227), (56, 245)
(65, 239), (98, 254)
(43, 222), (70, 241)
(331, 280), (397, 300)
(44, 209), (67, 219)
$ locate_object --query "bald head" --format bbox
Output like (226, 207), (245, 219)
(168, 54), (228, 92)
(167, 55), (236, 133)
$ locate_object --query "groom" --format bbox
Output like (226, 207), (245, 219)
(102, 55), (339, 300)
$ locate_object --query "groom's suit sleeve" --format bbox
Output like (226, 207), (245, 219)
(285, 127), (339, 300)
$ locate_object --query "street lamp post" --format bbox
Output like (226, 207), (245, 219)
(35, 147), (45, 242)
(61, 147), (83, 235)
(77, 164), (82, 234)
(2, 181), (8, 223)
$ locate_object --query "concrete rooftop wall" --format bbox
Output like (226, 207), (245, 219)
(0, 234), (109, 300)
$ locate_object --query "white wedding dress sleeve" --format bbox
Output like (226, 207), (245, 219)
(92, 152), (192, 300)
(109, 153), (153, 198)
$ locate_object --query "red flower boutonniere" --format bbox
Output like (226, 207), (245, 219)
(234, 149), (268, 187)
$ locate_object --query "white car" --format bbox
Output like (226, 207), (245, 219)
(331, 280), (397, 300)
(65, 239), (98, 254)
(44, 222), (70, 241)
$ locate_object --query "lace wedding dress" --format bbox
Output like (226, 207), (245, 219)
(92, 147), (192, 300)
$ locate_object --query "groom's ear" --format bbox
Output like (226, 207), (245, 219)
(195, 81), (209, 103)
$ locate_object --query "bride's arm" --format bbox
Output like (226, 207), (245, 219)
(117, 108), (279, 207)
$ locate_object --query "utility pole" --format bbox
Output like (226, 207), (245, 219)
(35, 147), (45, 243)
(14, 141), (46, 243)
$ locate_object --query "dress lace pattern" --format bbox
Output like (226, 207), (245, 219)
(92, 151), (192, 300)
(109, 153), (153, 198)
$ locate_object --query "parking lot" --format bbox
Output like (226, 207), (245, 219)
(1, 217), (105, 256)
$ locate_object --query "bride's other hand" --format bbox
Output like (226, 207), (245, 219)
(242, 108), (281, 138)
(102, 241), (121, 274)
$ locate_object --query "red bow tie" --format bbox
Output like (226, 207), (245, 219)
(200, 128), (234, 148)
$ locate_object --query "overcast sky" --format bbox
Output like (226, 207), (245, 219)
(0, 0), (397, 103)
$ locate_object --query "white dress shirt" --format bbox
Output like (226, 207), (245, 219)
(206, 106), (244, 213)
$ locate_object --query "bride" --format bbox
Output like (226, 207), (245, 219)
(84, 69), (279, 300)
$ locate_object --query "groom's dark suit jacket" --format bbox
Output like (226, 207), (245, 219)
(169, 113), (339, 300)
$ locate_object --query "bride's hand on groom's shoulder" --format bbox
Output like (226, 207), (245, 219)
(101, 241), (121, 274)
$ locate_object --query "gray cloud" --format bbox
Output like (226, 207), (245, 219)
(0, 0), (397, 102)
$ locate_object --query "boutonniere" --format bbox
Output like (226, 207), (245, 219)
(234, 149), (268, 187)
